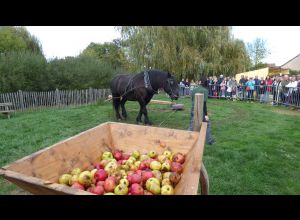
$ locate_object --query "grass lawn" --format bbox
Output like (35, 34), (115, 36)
(1, 94), (300, 195)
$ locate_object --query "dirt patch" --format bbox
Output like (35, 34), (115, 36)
(272, 108), (300, 117)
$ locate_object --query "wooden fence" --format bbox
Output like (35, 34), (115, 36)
(0, 88), (111, 112)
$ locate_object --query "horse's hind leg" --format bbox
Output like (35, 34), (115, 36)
(120, 98), (127, 119)
(113, 97), (122, 120)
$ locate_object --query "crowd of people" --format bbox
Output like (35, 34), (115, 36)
(179, 74), (300, 109)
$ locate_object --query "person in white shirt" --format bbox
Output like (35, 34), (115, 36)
(286, 76), (298, 105)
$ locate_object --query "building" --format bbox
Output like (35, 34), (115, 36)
(235, 65), (289, 82)
(281, 53), (300, 71)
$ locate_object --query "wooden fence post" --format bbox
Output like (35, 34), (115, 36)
(192, 93), (209, 195)
(89, 87), (92, 104)
(193, 93), (204, 132)
(55, 88), (60, 107)
(18, 90), (24, 111)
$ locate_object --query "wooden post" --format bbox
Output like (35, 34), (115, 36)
(193, 93), (204, 132)
(192, 93), (209, 195)
(55, 88), (60, 108)
(18, 90), (24, 111)
(89, 87), (92, 104)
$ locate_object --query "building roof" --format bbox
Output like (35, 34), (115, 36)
(281, 53), (300, 71)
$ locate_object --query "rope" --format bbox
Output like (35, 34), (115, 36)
(158, 109), (178, 127)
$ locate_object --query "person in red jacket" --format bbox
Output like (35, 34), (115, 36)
(263, 75), (273, 103)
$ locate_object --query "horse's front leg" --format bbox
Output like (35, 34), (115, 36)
(120, 98), (127, 119)
(142, 104), (152, 125)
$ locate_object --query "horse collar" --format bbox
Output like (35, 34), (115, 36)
(144, 70), (157, 93)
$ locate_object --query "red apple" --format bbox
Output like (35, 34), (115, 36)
(169, 172), (181, 185)
(141, 171), (154, 183)
(130, 183), (144, 195)
(171, 162), (183, 174)
(138, 162), (148, 170)
(127, 173), (141, 185)
(135, 170), (142, 176)
(91, 185), (105, 195)
(113, 150), (123, 161)
(117, 160), (124, 165)
(172, 153), (185, 164)
(94, 169), (108, 182)
(93, 162), (101, 170)
(104, 177), (116, 192)
(96, 181), (105, 187)
(71, 182), (85, 190)
(122, 153), (130, 160)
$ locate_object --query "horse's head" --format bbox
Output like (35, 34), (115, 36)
(164, 72), (179, 100)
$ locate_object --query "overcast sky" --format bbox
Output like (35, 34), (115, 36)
(27, 26), (300, 66)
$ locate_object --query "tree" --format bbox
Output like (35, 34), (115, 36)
(247, 38), (270, 67)
(117, 26), (251, 80)
(80, 40), (131, 71)
(0, 26), (43, 55)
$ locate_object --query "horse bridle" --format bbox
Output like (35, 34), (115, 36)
(166, 77), (178, 99)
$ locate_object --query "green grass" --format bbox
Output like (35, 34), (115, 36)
(1, 95), (300, 195)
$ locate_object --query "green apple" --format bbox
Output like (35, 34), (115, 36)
(71, 168), (81, 176)
(161, 162), (171, 171)
(150, 161), (162, 171)
(78, 171), (92, 187)
(146, 177), (160, 190)
(59, 174), (72, 185)
(114, 184), (128, 195)
(125, 159), (135, 166)
(121, 164), (130, 171)
(102, 151), (114, 160)
(119, 169), (127, 178)
(69, 174), (80, 185)
(129, 164), (137, 171)
(128, 156), (137, 163)
(161, 184), (174, 195)
(161, 178), (172, 186)
(148, 151), (157, 158)
(163, 172), (172, 180)
(148, 183), (161, 195)
(152, 170), (162, 182)
(104, 161), (119, 175)
(163, 150), (172, 159)
(157, 155), (167, 163)
(132, 150), (140, 160)
(134, 161), (141, 168)
(90, 169), (97, 179)
(140, 154), (150, 162)
(119, 178), (129, 187)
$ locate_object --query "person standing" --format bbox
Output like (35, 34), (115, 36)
(259, 76), (265, 103)
(280, 75), (290, 106)
(264, 76), (273, 103)
(179, 78), (185, 96)
(239, 75), (247, 100)
(245, 77), (255, 102)
(254, 75), (260, 100)
(188, 76), (215, 145)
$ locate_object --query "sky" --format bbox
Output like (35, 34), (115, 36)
(27, 26), (300, 66)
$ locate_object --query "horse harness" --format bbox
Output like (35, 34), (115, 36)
(115, 70), (175, 100)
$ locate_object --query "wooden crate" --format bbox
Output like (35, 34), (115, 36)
(0, 122), (207, 195)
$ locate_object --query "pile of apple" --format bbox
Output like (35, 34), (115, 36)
(58, 149), (185, 195)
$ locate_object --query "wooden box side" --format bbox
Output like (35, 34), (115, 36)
(174, 122), (207, 195)
(108, 122), (199, 155)
(3, 122), (113, 182)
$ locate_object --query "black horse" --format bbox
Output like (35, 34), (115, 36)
(110, 69), (179, 125)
